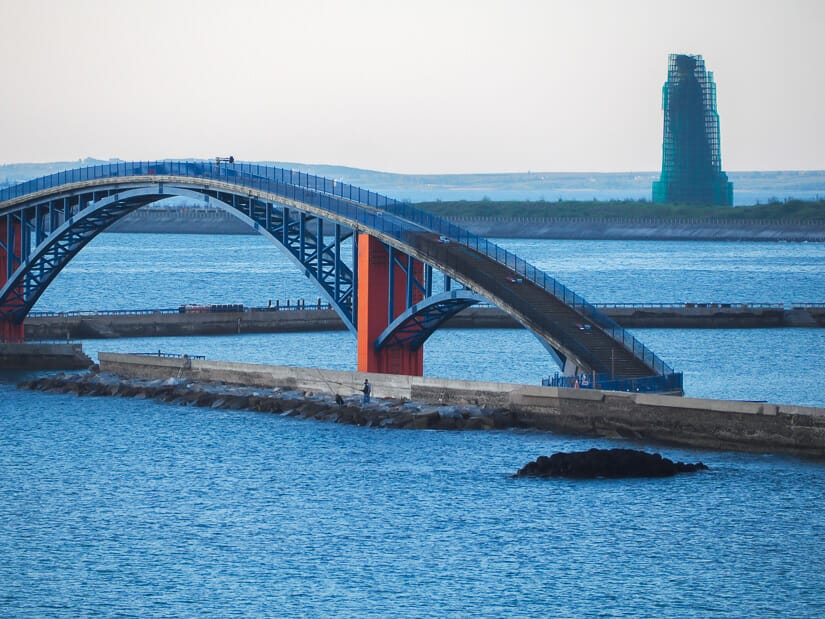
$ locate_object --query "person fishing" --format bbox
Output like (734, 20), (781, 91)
(362, 379), (371, 404)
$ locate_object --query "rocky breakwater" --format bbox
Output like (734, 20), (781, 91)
(18, 373), (518, 431)
(515, 448), (708, 478)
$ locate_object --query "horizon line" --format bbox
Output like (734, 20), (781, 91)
(1, 158), (824, 177)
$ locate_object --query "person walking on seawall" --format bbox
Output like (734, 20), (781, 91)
(362, 379), (371, 404)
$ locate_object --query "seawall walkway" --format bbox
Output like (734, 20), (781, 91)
(96, 352), (825, 457)
(106, 208), (825, 241)
(0, 342), (92, 369)
(25, 302), (825, 340)
(450, 216), (825, 242)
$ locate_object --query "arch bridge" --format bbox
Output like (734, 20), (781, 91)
(0, 160), (682, 393)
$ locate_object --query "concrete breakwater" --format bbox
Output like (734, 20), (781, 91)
(20, 372), (514, 432)
(107, 208), (253, 235)
(451, 216), (825, 242)
(0, 343), (93, 370)
(27, 306), (347, 340)
(95, 353), (825, 457)
(604, 303), (825, 328)
(105, 208), (825, 241)
(25, 303), (825, 340)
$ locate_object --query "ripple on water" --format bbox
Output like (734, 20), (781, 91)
(2, 384), (825, 617)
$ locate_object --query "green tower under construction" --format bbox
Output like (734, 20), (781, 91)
(652, 54), (733, 205)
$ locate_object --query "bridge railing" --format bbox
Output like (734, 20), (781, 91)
(598, 302), (787, 309)
(126, 351), (206, 360)
(28, 300), (334, 318)
(0, 160), (410, 238)
(1, 160), (676, 376)
(542, 371), (684, 394)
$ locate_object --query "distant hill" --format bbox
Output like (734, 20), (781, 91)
(1, 158), (823, 206)
(0, 157), (117, 185)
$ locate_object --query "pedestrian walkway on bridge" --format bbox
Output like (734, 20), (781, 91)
(0, 160), (682, 393)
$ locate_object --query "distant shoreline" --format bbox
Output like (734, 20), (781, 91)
(449, 216), (825, 241)
(106, 207), (825, 241)
(3, 161), (823, 206)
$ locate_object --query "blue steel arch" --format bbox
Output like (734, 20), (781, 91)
(374, 289), (572, 371)
(0, 187), (164, 321)
(173, 188), (358, 332)
(376, 290), (485, 350)
(0, 160), (682, 389)
(158, 185), (359, 333)
(0, 183), (360, 331)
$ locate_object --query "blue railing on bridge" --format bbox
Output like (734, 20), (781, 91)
(598, 302), (787, 309)
(28, 300), (334, 318)
(542, 372), (684, 394)
(27, 301), (822, 320)
(126, 351), (206, 360)
(1, 160), (676, 377)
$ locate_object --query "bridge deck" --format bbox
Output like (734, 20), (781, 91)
(0, 161), (679, 385)
(406, 232), (655, 378)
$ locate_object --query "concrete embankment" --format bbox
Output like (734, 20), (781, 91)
(107, 208), (253, 235)
(106, 208), (825, 241)
(450, 216), (825, 242)
(97, 353), (825, 457)
(26, 307), (346, 340)
(0, 343), (93, 370)
(25, 304), (825, 340)
(603, 304), (825, 328)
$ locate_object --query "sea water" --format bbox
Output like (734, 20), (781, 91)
(2, 233), (825, 617)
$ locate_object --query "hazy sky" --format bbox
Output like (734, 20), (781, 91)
(1, 0), (823, 173)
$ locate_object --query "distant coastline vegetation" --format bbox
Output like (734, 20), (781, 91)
(416, 198), (825, 221)
(2, 160), (822, 221)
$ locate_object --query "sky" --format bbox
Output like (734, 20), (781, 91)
(1, 0), (823, 173)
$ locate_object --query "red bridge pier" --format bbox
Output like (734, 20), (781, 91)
(357, 234), (424, 375)
(0, 216), (24, 342)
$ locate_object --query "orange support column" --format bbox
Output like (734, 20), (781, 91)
(357, 233), (424, 376)
(0, 320), (23, 342)
(0, 215), (24, 343)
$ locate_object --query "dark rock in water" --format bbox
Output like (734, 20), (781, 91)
(515, 448), (708, 479)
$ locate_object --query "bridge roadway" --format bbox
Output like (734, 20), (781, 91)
(405, 231), (654, 379)
(0, 160), (679, 388)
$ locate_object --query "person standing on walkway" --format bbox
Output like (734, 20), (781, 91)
(362, 379), (371, 404)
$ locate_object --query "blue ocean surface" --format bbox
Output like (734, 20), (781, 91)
(2, 379), (825, 618)
(33, 234), (825, 310)
(2, 232), (825, 617)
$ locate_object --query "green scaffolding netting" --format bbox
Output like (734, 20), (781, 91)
(652, 54), (733, 206)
